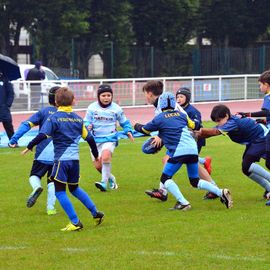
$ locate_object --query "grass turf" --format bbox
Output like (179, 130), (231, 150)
(0, 131), (270, 269)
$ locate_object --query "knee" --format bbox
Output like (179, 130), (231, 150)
(68, 184), (78, 193)
(162, 155), (169, 165)
(189, 178), (199, 188)
(242, 162), (251, 176)
(160, 173), (171, 184)
(102, 150), (112, 163)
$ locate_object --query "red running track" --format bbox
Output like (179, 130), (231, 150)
(0, 100), (263, 132)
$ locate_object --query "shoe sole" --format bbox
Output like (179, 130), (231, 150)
(95, 182), (107, 192)
(170, 204), (191, 211)
(145, 191), (168, 202)
(222, 189), (233, 209)
(26, 187), (43, 208)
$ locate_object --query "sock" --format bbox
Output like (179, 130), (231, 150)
(199, 157), (205, 164)
(159, 182), (168, 195)
(47, 182), (56, 211)
(71, 187), (97, 216)
(249, 173), (270, 191)
(197, 179), (222, 197)
(211, 178), (217, 186)
(164, 179), (189, 205)
(102, 162), (111, 184)
(249, 163), (270, 182)
(55, 191), (79, 225)
(29, 175), (41, 190)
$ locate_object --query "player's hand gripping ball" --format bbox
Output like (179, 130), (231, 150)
(142, 137), (164, 154)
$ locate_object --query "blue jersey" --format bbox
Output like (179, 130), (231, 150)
(41, 106), (92, 161)
(261, 93), (270, 127)
(10, 106), (57, 164)
(217, 115), (269, 145)
(141, 110), (198, 158)
(84, 101), (132, 143)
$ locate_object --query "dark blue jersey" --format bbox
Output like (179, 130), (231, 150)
(261, 93), (270, 126)
(184, 104), (205, 149)
(217, 115), (269, 145)
(41, 106), (93, 161)
(140, 110), (198, 158)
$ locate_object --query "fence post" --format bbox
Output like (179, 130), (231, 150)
(218, 76), (222, 102)
(132, 80), (136, 106)
(191, 77), (195, 103)
(259, 45), (266, 73)
(244, 75), (247, 100)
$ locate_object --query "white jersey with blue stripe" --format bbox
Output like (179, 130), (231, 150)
(84, 101), (132, 143)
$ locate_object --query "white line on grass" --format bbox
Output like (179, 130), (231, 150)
(0, 246), (26, 250)
(134, 251), (266, 262)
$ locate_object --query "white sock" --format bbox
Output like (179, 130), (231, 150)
(29, 175), (41, 190)
(159, 182), (168, 195)
(102, 163), (111, 184)
(47, 182), (56, 211)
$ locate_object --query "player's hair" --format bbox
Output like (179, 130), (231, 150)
(210, 104), (231, 122)
(55, 87), (74, 106)
(259, 70), (270, 85)
(142, 80), (163, 96)
(48, 86), (60, 106)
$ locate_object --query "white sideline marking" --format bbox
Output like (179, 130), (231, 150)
(134, 251), (266, 262)
(0, 246), (26, 250)
(61, 247), (93, 252)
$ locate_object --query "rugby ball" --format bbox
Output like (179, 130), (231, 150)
(142, 137), (163, 154)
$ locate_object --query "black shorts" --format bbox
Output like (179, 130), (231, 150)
(30, 160), (53, 180)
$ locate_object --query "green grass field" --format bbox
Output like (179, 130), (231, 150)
(1, 131), (270, 269)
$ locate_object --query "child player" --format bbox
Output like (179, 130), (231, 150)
(84, 84), (134, 192)
(197, 104), (270, 206)
(9, 86), (59, 215)
(22, 87), (104, 231)
(135, 92), (233, 210)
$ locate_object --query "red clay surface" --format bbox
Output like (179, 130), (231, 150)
(0, 100), (263, 132)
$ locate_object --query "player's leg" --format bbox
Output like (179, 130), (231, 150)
(26, 160), (48, 208)
(187, 162), (233, 209)
(46, 166), (56, 215)
(145, 154), (169, 201)
(95, 142), (117, 191)
(69, 183), (104, 225)
(242, 142), (270, 204)
(52, 161), (82, 231)
(162, 160), (191, 210)
(199, 156), (212, 175)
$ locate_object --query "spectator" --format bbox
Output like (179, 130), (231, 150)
(26, 61), (45, 110)
(0, 72), (14, 139)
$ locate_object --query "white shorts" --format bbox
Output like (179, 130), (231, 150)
(91, 142), (117, 161)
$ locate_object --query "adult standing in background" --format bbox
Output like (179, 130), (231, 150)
(0, 72), (15, 139)
(26, 61), (45, 110)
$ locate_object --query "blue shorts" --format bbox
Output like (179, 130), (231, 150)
(51, 160), (80, 185)
(163, 155), (199, 179)
(244, 138), (267, 161)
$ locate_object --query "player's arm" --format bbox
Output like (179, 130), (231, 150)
(134, 123), (151, 136)
(82, 126), (99, 160)
(237, 109), (270, 118)
(9, 121), (37, 147)
(195, 128), (222, 139)
(21, 133), (48, 155)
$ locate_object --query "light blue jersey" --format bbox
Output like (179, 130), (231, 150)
(84, 101), (132, 143)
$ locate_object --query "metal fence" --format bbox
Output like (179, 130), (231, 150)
(11, 74), (262, 112)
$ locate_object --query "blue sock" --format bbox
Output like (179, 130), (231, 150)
(55, 191), (79, 224)
(199, 157), (205, 164)
(164, 179), (189, 205)
(71, 187), (97, 216)
(197, 179), (222, 197)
